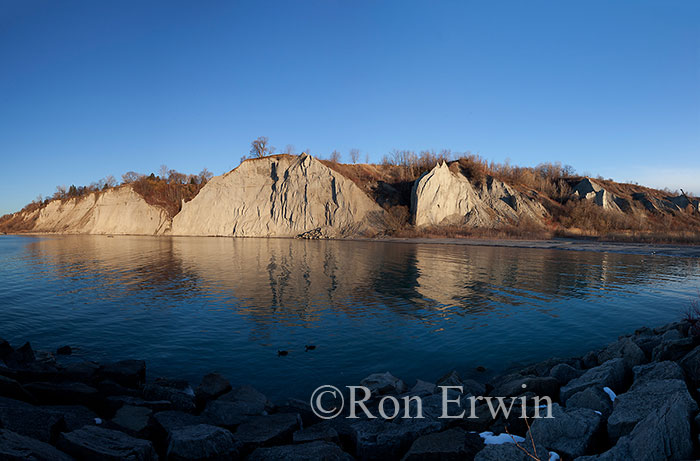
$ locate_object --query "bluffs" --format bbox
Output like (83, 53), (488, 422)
(171, 154), (384, 237)
(2, 153), (699, 240)
(411, 162), (546, 228)
(2, 186), (170, 235)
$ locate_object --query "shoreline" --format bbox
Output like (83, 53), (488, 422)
(4, 231), (700, 258)
(1, 319), (699, 459)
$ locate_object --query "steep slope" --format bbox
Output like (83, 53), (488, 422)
(411, 162), (547, 227)
(170, 154), (384, 237)
(0, 186), (170, 235)
(571, 178), (625, 212)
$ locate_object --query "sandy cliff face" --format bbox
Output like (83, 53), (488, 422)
(171, 154), (384, 237)
(4, 187), (170, 235)
(411, 162), (547, 227)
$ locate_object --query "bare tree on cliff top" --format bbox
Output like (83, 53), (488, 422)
(198, 168), (213, 184)
(350, 148), (360, 164)
(250, 136), (271, 158)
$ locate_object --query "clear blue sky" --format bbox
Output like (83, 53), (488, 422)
(1, 0), (698, 215)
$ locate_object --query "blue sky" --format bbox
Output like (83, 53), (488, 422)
(1, 0), (698, 215)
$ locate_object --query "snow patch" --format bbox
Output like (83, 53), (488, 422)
(549, 452), (560, 461)
(94, 418), (102, 425)
(479, 431), (525, 445)
(603, 387), (616, 402)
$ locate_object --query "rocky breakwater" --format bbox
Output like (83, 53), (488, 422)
(171, 154), (385, 238)
(1, 318), (700, 460)
(411, 162), (547, 228)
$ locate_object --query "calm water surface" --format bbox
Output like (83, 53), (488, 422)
(1, 235), (699, 401)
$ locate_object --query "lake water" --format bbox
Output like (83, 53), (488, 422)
(1, 235), (699, 401)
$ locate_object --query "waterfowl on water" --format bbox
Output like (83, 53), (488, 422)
(277, 350), (289, 356)
(305, 345), (316, 352)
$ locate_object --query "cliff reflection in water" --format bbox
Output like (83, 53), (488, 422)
(4, 235), (700, 400)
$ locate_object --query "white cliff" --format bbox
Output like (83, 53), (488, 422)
(170, 154), (384, 237)
(411, 162), (547, 227)
(4, 186), (170, 235)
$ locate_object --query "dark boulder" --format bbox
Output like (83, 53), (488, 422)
(679, 345), (700, 386)
(565, 386), (613, 418)
(607, 378), (696, 441)
(0, 429), (73, 461)
(560, 358), (626, 403)
(402, 427), (484, 460)
(651, 337), (694, 362)
(44, 405), (100, 432)
(0, 375), (35, 403)
(528, 403), (602, 458)
(436, 370), (462, 388)
(24, 381), (100, 408)
(233, 413), (301, 452)
(0, 396), (65, 443)
(492, 376), (559, 399)
(62, 361), (100, 383)
(474, 442), (548, 461)
(360, 372), (406, 395)
(195, 372), (231, 404)
(549, 363), (582, 386)
(166, 424), (239, 461)
(111, 405), (153, 438)
(293, 421), (340, 444)
(350, 418), (442, 460)
(248, 441), (353, 461)
(597, 337), (645, 370)
(143, 381), (195, 413)
(98, 360), (146, 388)
(56, 346), (72, 356)
(58, 425), (157, 460)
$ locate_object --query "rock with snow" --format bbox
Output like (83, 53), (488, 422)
(560, 358), (626, 403)
(528, 403), (603, 458)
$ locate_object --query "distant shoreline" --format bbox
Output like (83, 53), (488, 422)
(4, 231), (700, 258)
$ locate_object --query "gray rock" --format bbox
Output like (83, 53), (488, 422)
(631, 335), (662, 360)
(565, 387), (613, 418)
(98, 360), (146, 388)
(607, 378), (697, 441)
(3, 342), (35, 368)
(0, 396), (65, 442)
(582, 350), (599, 369)
(493, 376), (559, 399)
(436, 370), (462, 387)
(560, 358), (626, 403)
(195, 373), (231, 403)
(24, 381), (100, 407)
(111, 405), (153, 437)
(166, 424), (239, 460)
(153, 410), (208, 435)
(58, 425), (157, 460)
(0, 429), (73, 461)
(106, 395), (172, 413)
(461, 379), (486, 397)
(44, 405), (99, 432)
(409, 379), (436, 396)
(350, 418), (442, 460)
(597, 338), (645, 370)
(651, 337), (694, 362)
(204, 398), (265, 428)
(528, 403), (602, 458)
(0, 375), (35, 403)
(360, 372), (406, 395)
(579, 393), (694, 461)
(63, 361), (101, 383)
(631, 360), (684, 385)
(218, 385), (268, 410)
(233, 413), (301, 448)
(549, 363), (582, 386)
(679, 345), (700, 386)
(293, 422), (340, 443)
(143, 382), (195, 412)
(402, 427), (484, 460)
(248, 441), (353, 461)
(474, 442), (548, 461)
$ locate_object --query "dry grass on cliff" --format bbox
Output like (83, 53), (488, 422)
(130, 177), (204, 218)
